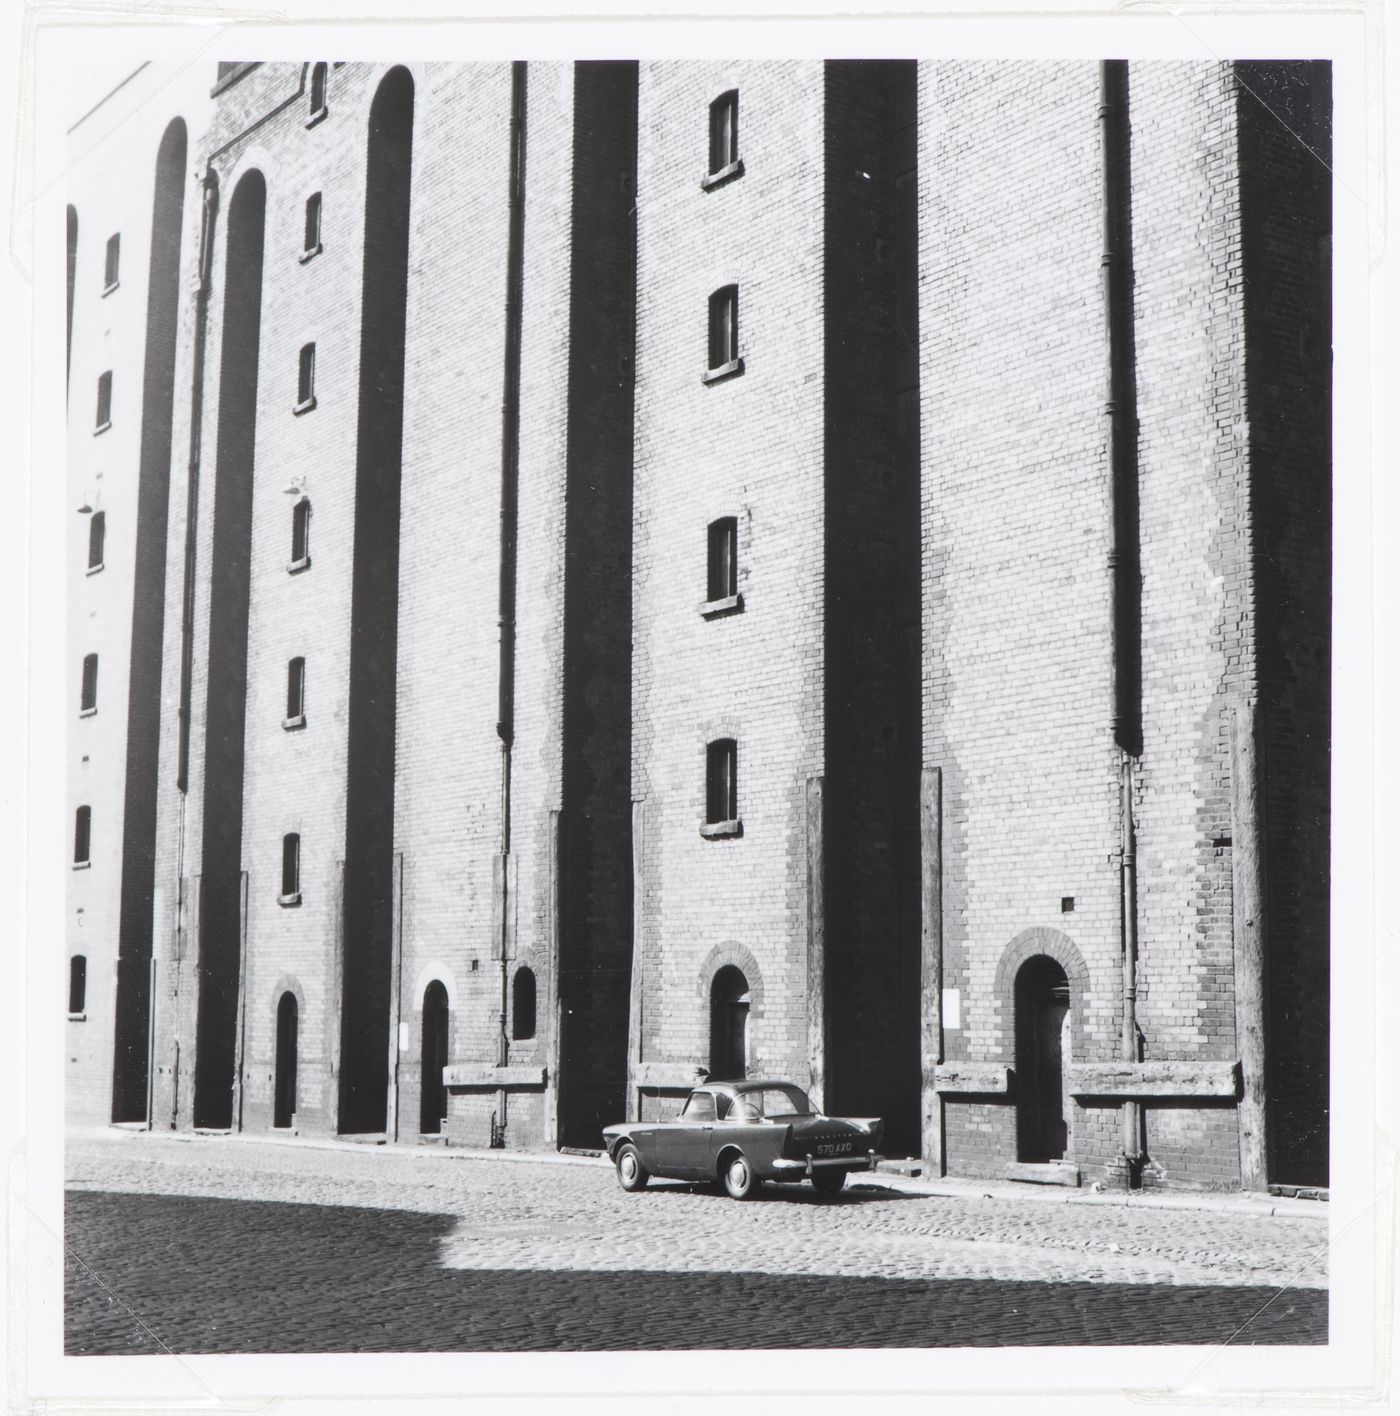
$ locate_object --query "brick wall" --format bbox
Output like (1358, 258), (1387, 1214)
(920, 61), (1124, 1180)
(632, 62), (827, 1117)
(66, 68), (212, 1127)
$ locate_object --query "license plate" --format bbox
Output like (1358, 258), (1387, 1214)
(816, 1142), (852, 1156)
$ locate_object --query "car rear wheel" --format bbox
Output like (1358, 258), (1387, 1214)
(812, 1168), (846, 1197)
(615, 1143), (648, 1192)
(723, 1152), (757, 1200)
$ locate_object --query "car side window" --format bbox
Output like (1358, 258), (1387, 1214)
(681, 1091), (717, 1122)
(729, 1096), (760, 1121)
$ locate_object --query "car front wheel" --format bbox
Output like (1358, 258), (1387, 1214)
(615, 1143), (648, 1192)
(723, 1152), (757, 1200)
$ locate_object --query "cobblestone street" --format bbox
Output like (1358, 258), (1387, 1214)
(65, 1130), (1328, 1353)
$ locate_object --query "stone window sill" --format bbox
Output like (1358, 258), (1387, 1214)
(700, 819), (742, 840)
(93, 421), (112, 437)
(299, 242), (323, 265)
(68, 1012), (87, 1022)
(700, 593), (743, 620)
(287, 555), (311, 575)
(101, 280), (120, 298)
(701, 357), (744, 387)
(306, 105), (328, 130)
(86, 562), (104, 577)
(72, 860), (91, 871)
(282, 713), (306, 731)
(79, 706), (97, 719)
(293, 395), (317, 416)
(700, 159), (744, 192)
(278, 891), (302, 908)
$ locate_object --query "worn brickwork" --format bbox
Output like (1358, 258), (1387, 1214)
(920, 62), (1125, 1181)
(631, 62), (827, 1120)
(66, 68), (212, 1127)
(384, 60), (517, 1144)
(77, 58), (1329, 1193)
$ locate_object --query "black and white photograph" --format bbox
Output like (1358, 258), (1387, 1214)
(8, 5), (1388, 1412)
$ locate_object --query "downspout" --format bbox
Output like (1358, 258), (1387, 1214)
(495, 61), (527, 1136)
(1099, 60), (1144, 1179)
(171, 167), (219, 1127)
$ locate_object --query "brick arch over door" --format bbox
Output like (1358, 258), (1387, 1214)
(696, 942), (765, 1019)
(991, 927), (1092, 1059)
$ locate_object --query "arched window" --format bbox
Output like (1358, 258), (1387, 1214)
(103, 232), (121, 293)
(303, 192), (323, 259)
(80, 653), (98, 715)
(420, 981), (449, 1134)
(707, 517), (737, 603)
(308, 63), (328, 122)
(87, 510), (105, 572)
(73, 805), (91, 866)
(706, 738), (737, 825)
(289, 496), (311, 570)
(95, 370), (112, 432)
(274, 992), (298, 1127)
(285, 657), (306, 727)
(709, 964), (750, 1080)
(708, 285), (738, 372)
(708, 90), (739, 176)
(512, 967), (537, 1041)
(69, 956), (87, 1015)
(295, 342), (316, 412)
(279, 832), (301, 905)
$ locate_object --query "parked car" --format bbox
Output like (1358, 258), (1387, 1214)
(602, 1079), (883, 1199)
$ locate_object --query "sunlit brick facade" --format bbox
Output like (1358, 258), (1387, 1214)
(67, 58), (1330, 1190)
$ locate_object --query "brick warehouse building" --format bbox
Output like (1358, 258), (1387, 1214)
(66, 58), (1330, 1191)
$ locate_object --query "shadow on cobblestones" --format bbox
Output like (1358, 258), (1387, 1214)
(65, 1191), (1326, 1353)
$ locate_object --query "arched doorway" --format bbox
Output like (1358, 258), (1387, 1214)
(1014, 955), (1071, 1162)
(420, 981), (449, 1135)
(709, 965), (750, 1080)
(273, 992), (298, 1128)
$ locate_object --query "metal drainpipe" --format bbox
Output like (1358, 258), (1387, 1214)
(496, 62), (527, 1131)
(1100, 60), (1143, 1175)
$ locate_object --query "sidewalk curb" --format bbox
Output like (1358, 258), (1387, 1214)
(68, 1125), (1326, 1220)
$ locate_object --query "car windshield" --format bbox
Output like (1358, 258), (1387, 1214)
(728, 1085), (815, 1119)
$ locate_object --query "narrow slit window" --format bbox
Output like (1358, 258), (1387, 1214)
(709, 90), (738, 175)
(286, 657), (306, 724)
(69, 956), (87, 1015)
(706, 739), (738, 825)
(290, 497), (311, 569)
(303, 192), (322, 256)
(296, 343), (316, 411)
(95, 371), (112, 431)
(708, 286), (738, 371)
(73, 805), (91, 866)
(309, 63), (328, 120)
(103, 233), (120, 292)
(280, 832), (301, 903)
(512, 967), (537, 1041)
(80, 653), (98, 715)
(707, 517), (737, 602)
(87, 511), (105, 571)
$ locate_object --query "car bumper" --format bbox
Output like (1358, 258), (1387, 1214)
(767, 1151), (883, 1178)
